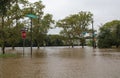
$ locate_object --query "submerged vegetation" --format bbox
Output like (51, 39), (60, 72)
(0, 53), (17, 58)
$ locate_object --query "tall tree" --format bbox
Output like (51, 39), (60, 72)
(33, 13), (54, 49)
(98, 20), (120, 48)
(22, 1), (54, 49)
(0, 0), (28, 53)
(98, 27), (113, 48)
(57, 11), (93, 48)
(0, 0), (15, 54)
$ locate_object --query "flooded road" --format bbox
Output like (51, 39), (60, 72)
(0, 46), (120, 78)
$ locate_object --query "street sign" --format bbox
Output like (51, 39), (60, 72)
(26, 14), (38, 18)
(21, 31), (26, 39)
(82, 32), (86, 35)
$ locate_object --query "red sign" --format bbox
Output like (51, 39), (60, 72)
(21, 31), (26, 39)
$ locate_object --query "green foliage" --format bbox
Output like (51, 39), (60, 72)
(0, 54), (17, 58)
(98, 20), (120, 48)
(30, 1), (54, 48)
(45, 35), (64, 46)
(7, 26), (22, 47)
(0, 0), (53, 53)
(98, 29), (113, 48)
(0, 28), (9, 46)
(87, 40), (93, 46)
(56, 11), (93, 47)
(0, 0), (12, 15)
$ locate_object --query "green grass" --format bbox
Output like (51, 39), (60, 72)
(0, 54), (17, 58)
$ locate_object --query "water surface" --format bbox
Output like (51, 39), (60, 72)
(0, 46), (120, 78)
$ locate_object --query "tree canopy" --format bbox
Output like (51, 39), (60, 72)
(98, 20), (120, 48)
(0, 0), (54, 54)
(56, 11), (93, 47)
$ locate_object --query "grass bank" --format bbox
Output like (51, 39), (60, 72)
(0, 54), (17, 58)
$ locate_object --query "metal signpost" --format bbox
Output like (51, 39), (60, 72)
(26, 13), (38, 56)
(21, 29), (27, 55)
(92, 20), (96, 48)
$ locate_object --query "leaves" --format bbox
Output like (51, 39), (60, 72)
(98, 20), (120, 48)
(56, 11), (93, 46)
(0, 0), (53, 52)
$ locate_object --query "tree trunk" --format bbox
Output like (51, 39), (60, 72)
(2, 46), (5, 54)
(72, 45), (74, 48)
(37, 44), (40, 49)
(12, 46), (15, 50)
(116, 44), (119, 48)
(2, 15), (4, 28)
(71, 41), (74, 48)
(80, 39), (84, 48)
(82, 43), (84, 48)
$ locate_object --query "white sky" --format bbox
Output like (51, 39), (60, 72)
(29, 0), (120, 34)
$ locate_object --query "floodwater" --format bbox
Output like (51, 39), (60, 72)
(0, 46), (120, 78)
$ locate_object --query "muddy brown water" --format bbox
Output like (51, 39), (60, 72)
(0, 46), (120, 78)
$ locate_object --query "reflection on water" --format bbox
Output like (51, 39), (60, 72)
(0, 46), (120, 78)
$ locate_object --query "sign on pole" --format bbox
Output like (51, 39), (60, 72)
(26, 14), (38, 18)
(21, 31), (26, 39)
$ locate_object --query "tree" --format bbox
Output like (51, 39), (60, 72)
(98, 27), (113, 48)
(57, 11), (93, 48)
(7, 25), (23, 49)
(0, 0), (16, 28)
(21, 1), (54, 49)
(0, 0), (28, 53)
(98, 20), (120, 48)
(0, 0), (54, 54)
(33, 14), (54, 48)
(110, 21), (120, 48)
(29, 1), (54, 49)
(46, 35), (64, 46)
(6, 0), (28, 49)
(0, 0), (15, 54)
(0, 28), (9, 54)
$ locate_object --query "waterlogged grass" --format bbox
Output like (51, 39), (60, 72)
(0, 54), (17, 58)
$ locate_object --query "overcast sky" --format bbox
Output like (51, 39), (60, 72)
(29, 0), (120, 34)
